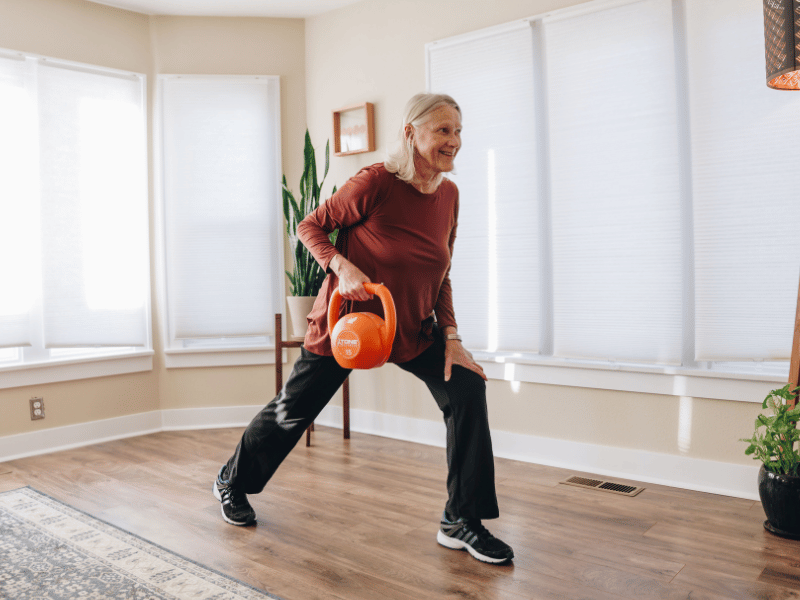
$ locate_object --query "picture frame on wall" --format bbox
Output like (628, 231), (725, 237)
(333, 102), (375, 156)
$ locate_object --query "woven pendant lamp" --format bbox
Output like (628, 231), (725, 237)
(764, 0), (800, 89)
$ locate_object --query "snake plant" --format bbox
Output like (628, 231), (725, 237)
(282, 130), (337, 297)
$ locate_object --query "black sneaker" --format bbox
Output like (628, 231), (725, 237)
(437, 511), (514, 564)
(213, 466), (256, 526)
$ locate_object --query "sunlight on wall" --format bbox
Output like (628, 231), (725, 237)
(678, 395), (693, 454)
(504, 362), (520, 393)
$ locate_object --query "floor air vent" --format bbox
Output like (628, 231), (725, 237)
(559, 476), (644, 497)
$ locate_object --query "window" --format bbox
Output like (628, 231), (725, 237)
(0, 49), (151, 389)
(427, 0), (800, 396)
(157, 75), (283, 368)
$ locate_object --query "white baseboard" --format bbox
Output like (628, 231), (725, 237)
(314, 405), (761, 501)
(0, 404), (760, 501)
(0, 411), (163, 464)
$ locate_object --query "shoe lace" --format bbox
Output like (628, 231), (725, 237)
(221, 483), (247, 508)
(465, 519), (493, 541)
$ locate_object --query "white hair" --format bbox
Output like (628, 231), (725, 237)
(384, 93), (461, 184)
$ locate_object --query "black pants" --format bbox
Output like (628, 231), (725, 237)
(225, 328), (499, 520)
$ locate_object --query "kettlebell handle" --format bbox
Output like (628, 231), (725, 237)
(328, 283), (397, 351)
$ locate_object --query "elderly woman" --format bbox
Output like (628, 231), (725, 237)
(213, 93), (514, 564)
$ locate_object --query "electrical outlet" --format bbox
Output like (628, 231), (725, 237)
(30, 397), (45, 420)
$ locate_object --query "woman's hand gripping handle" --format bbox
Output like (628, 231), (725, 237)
(329, 254), (373, 302)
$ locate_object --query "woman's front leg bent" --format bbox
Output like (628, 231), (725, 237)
(432, 365), (499, 521)
(398, 336), (499, 521)
(399, 341), (512, 563)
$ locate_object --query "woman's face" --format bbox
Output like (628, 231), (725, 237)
(408, 104), (462, 178)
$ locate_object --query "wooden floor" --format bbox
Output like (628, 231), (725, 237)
(1, 426), (799, 600)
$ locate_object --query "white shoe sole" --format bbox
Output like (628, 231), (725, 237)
(436, 530), (511, 564)
(213, 480), (254, 526)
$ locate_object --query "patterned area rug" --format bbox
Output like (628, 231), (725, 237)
(0, 487), (284, 600)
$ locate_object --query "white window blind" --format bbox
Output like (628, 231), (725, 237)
(38, 63), (149, 347)
(0, 52), (149, 350)
(160, 76), (281, 342)
(688, 0), (800, 361)
(427, 0), (800, 375)
(428, 23), (541, 353)
(0, 54), (36, 349)
(546, 0), (684, 364)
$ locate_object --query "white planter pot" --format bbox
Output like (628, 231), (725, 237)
(286, 296), (316, 341)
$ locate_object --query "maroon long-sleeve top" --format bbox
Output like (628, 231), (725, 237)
(298, 163), (459, 363)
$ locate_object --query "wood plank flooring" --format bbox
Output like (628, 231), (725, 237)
(1, 426), (798, 600)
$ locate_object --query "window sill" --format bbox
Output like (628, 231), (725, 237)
(475, 353), (786, 402)
(164, 346), (277, 369)
(0, 350), (154, 390)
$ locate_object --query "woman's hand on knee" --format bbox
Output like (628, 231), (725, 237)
(444, 339), (487, 382)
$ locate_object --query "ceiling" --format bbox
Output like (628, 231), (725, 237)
(86, 0), (365, 18)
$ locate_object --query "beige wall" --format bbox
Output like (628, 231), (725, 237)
(0, 0), (152, 72)
(303, 0), (762, 466)
(0, 0), (763, 470)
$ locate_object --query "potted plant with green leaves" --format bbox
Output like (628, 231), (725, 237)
(283, 130), (337, 340)
(741, 383), (800, 539)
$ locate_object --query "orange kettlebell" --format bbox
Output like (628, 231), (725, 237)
(328, 283), (397, 369)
